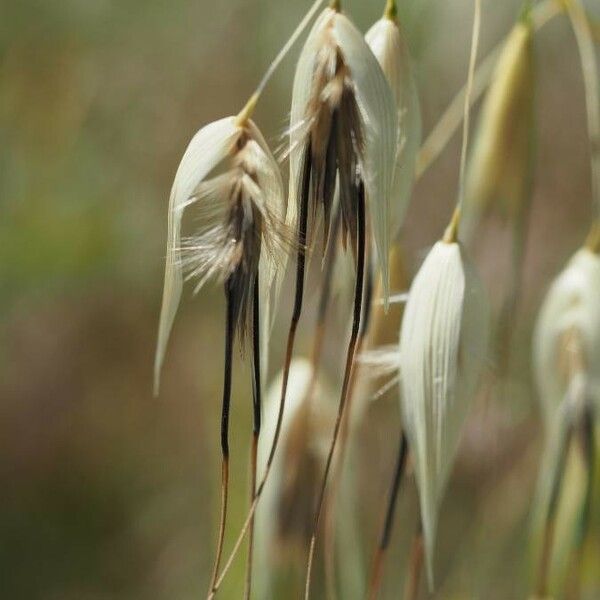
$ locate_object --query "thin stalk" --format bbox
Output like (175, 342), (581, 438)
(207, 143), (312, 600)
(566, 0), (600, 220)
(456, 0), (481, 214)
(254, 0), (325, 98)
(442, 0), (481, 243)
(244, 275), (262, 600)
(404, 526), (424, 600)
(384, 0), (398, 22)
(304, 181), (367, 600)
(235, 0), (325, 126)
(565, 406), (595, 600)
(415, 0), (562, 181)
(366, 432), (409, 600)
(208, 279), (236, 593)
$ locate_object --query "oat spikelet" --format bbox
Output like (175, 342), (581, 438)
(366, 11), (421, 238)
(154, 116), (286, 395)
(531, 247), (600, 598)
(398, 240), (489, 586)
(288, 5), (397, 301)
(462, 16), (535, 242)
(534, 248), (600, 426)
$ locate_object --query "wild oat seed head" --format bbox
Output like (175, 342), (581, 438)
(533, 247), (600, 425)
(366, 14), (422, 238)
(154, 116), (287, 395)
(288, 7), (397, 302)
(462, 18), (535, 242)
(398, 240), (489, 587)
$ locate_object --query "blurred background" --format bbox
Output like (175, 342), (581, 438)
(1, 0), (599, 598)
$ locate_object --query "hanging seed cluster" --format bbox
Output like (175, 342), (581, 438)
(153, 0), (600, 598)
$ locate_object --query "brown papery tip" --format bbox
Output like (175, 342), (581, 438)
(585, 221), (600, 254)
(329, 0), (341, 12)
(442, 206), (461, 244)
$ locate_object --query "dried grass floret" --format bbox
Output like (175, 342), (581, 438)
(399, 240), (489, 585)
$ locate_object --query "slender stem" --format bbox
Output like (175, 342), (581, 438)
(456, 0), (482, 215)
(208, 279), (236, 593)
(384, 0), (398, 21)
(415, 0), (561, 181)
(236, 0), (325, 126)
(254, 0), (325, 98)
(207, 143), (312, 600)
(244, 275), (262, 600)
(404, 527), (424, 600)
(566, 0), (600, 220)
(304, 182), (367, 600)
(366, 432), (409, 600)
